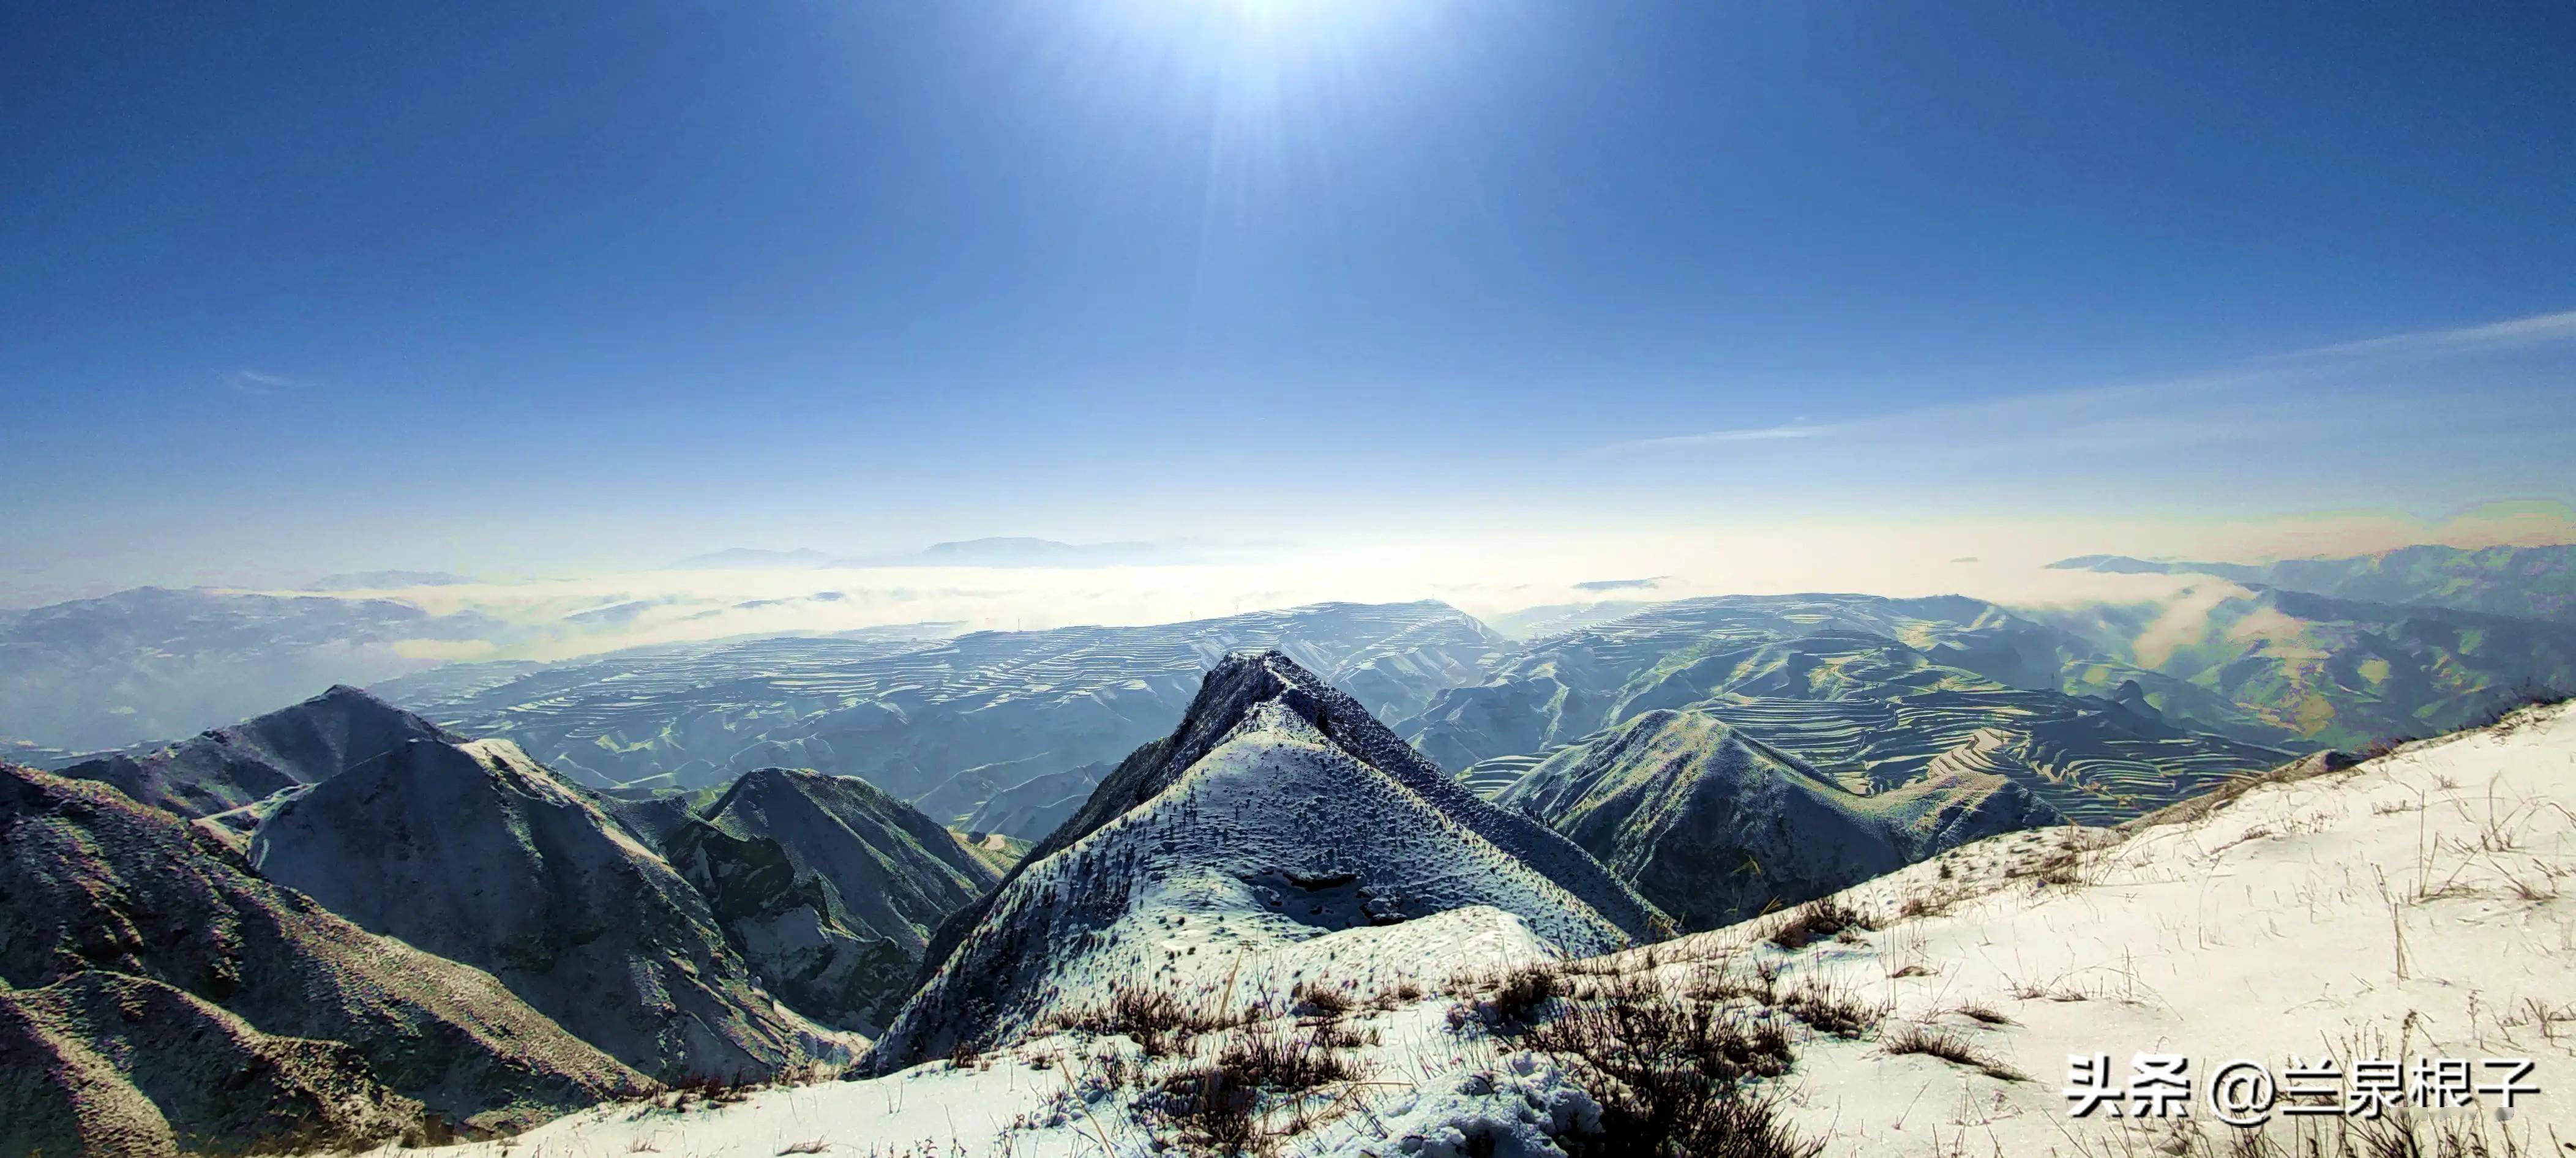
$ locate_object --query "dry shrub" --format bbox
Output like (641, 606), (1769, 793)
(1767, 895), (1871, 950)
(1775, 974), (1887, 1039)
(1526, 973), (1815, 1158)
(1481, 963), (1562, 1028)
(1880, 1023), (2025, 1081)
(1290, 980), (1353, 1018)
(1153, 1020), (1358, 1156)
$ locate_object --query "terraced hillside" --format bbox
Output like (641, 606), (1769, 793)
(380, 602), (1503, 813)
(2052, 542), (2576, 624)
(1411, 596), (2290, 824)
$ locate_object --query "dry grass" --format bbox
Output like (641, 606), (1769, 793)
(1878, 1023), (2026, 1081)
(1765, 895), (1873, 950)
(1524, 973), (1817, 1158)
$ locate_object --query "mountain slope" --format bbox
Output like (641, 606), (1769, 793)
(1494, 708), (2061, 930)
(0, 763), (644, 1145)
(661, 767), (1004, 1035)
(56, 684), (457, 817)
(867, 650), (1662, 1069)
(245, 739), (849, 1080)
(961, 761), (1104, 841)
(0, 971), (425, 1157)
(1410, 599), (2291, 824)
(2034, 585), (2576, 749)
(2051, 542), (2576, 623)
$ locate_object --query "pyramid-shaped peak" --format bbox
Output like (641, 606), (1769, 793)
(869, 654), (1666, 1068)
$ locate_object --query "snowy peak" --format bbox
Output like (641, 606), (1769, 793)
(58, 684), (454, 818)
(867, 651), (1662, 1069)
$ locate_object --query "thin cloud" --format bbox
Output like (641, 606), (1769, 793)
(2271, 307), (2576, 364)
(1599, 422), (1856, 452)
(225, 369), (297, 395)
(1600, 303), (2576, 454)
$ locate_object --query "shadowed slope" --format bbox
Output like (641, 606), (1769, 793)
(0, 763), (644, 1144)
(657, 767), (1005, 1036)
(1495, 709), (2061, 930)
(247, 739), (850, 1080)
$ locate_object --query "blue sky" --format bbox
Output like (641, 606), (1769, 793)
(5, 1), (2574, 599)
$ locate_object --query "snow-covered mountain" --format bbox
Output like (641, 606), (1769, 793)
(56, 684), (457, 817)
(0, 763), (644, 1154)
(245, 738), (855, 1080)
(381, 697), (2576, 1158)
(1494, 707), (2061, 930)
(867, 649), (1664, 1069)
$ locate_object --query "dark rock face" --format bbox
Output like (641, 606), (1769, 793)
(58, 685), (455, 818)
(1496, 710), (2064, 931)
(0, 763), (643, 1146)
(246, 740), (848, 1081)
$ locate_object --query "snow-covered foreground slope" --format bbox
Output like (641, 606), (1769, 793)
(1653, 697), (2576, 1152)
(402, 699), (2574, 1157)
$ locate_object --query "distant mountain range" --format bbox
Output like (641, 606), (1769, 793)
(1407, 595), (2294, 827)
(2050, 543), (2576, 624)
(377, 600), (1507, 825)
(0, 587), (503, 752)
(1497, 708), (2061, 930)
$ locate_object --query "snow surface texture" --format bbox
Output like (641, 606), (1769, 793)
(1496, 706), (2062, 931)
(247, 738), (857, 1081)
(400, 699), (2574, 1157)
(0, 762), (643, 1154)
(869, 650), (1660, 1069)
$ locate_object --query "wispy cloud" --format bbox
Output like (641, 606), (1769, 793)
(1600, 304), (2576, 455)
(1599, 421), (1856, 451)
(1573, 576), (1665, 591)
(225, 369), (297, 395)
(2271, 307), (2576, 364)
